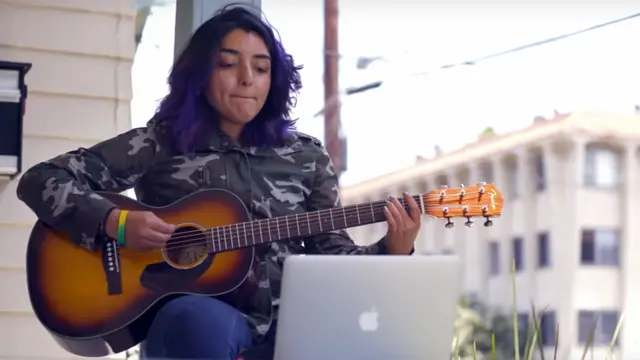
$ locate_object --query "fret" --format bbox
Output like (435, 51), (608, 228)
(317, 211), (323, 232)
(275, 217), (281, 240)
(209, 228), (215, 252)
(222, 226), (226, 251)
(235, 224), (240, 248)
(267, 218), (272, 242)
(216, 227), (221, 251)
(295, 214), (301, 238)
(242, 222), (247, 247)
(356, 205), (361, 225)
(285, 216), (291, 239)
(329, 208), (335, 230)
(221, 226), (226, 251)
(251, 221), (256, 246)
(306, 213), (311, 235)
(229, 225), (233, 249)
(258, 220), (264, 243)
(369, 203), (375, 223)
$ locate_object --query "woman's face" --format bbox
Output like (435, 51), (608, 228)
(207, 29), (271, 136)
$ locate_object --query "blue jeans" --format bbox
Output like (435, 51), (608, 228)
(141, 295), (253, 360)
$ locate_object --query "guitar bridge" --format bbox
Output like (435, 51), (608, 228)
(102, 239), (123, 295)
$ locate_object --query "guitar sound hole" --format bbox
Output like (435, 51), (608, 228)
(162, 225), (209, 269)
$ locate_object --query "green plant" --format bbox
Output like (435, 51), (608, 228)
(452, 260), (625, 360)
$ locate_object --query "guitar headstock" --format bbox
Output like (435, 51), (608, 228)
(421, 182), (503, 228)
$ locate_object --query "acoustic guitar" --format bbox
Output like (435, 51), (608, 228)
(25, 183), (503, 357)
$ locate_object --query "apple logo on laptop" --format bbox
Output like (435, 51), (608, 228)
(358, 307), (379, 332)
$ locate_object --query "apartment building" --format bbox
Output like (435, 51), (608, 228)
(341, 111), (640, 359)
(0, 1), (136, 359)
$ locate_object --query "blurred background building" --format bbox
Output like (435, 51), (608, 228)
(342, 110), (640, 359)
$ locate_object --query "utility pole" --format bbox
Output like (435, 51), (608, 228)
(323, 0), (341, 178)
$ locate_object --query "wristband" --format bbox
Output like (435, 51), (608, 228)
(117, 210), (129, 247)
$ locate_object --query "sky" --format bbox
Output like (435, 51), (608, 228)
(130, 1), (640, 187)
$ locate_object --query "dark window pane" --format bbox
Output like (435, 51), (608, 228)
(537, 232), (550, 267)
(578, 310), (620, 346)
(581, 229), (620, 266)
(540, 312), (556, 346)
(512, 237), (523, 272)
(581, 230), (595, 264)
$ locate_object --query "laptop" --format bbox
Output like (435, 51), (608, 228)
(273, 254), (463, 360)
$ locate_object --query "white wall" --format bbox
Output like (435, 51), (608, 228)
(0, 1), (135, 358)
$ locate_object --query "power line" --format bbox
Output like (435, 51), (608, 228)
(310, 12), (640, 120)
(423, 12), (640, 74)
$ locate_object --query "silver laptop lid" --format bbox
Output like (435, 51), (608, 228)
(274, 255), (463, 360)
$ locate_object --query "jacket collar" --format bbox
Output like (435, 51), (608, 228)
(201, 123), (303, 157)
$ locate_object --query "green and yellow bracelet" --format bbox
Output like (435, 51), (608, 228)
(117, 210), (129, 247)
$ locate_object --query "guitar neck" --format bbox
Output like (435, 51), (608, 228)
(207, 195), (422, 253)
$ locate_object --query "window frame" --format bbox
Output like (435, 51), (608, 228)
(578, 310), (620, 346)
(584, 146), (620, 188)
(580, 228), (620, 266)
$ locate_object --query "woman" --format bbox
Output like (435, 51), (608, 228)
(17, 4), (421, 360)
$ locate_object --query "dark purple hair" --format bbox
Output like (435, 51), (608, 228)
(155, 4), (303, 153)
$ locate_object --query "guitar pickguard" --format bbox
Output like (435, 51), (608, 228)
(139, 255), (214, 293)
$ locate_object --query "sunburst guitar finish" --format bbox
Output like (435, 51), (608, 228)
(25, 185), (503, 357)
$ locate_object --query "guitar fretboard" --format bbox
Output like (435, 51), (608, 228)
(204, 195), (422, 253)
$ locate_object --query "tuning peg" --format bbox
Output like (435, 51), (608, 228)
(445, 218), (455, 229)
(477, 181), (487, 185)
(440, 185), (448, 189)
(484, 217), (494, 227)
(464, 217), (474, 228)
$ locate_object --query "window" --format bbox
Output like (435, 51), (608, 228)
(489, 241), (500, 275)
(535, 155), (546, 191)
(517, 312), (530, 332)
(581, 229), (620, 266)
(537, 232), (550, 268)
(585, 147), (620, 188)
(578, 310), (620, 346)
(512, 237), (523, 272)
(481, 165), (494, 184)
(540, 311), (557, 346)
(506, 162), (519, 199)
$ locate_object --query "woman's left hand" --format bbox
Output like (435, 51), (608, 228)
(383, 192), (422, 255)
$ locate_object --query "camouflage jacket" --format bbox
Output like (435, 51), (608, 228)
(16, 119), (392, 344)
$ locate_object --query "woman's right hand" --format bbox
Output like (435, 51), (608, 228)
(105, 209), (176, 250)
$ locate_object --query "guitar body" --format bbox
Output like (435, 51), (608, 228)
(25, 189), (256, 357)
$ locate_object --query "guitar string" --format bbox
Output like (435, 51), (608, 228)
(122, 190), (491, 250)
(121, 202), (495, 261)
(131, 189), (491, 243)
(121, 195), (497, 258)
(121, 200), (397, 259)
(122, 190), (496, 253)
